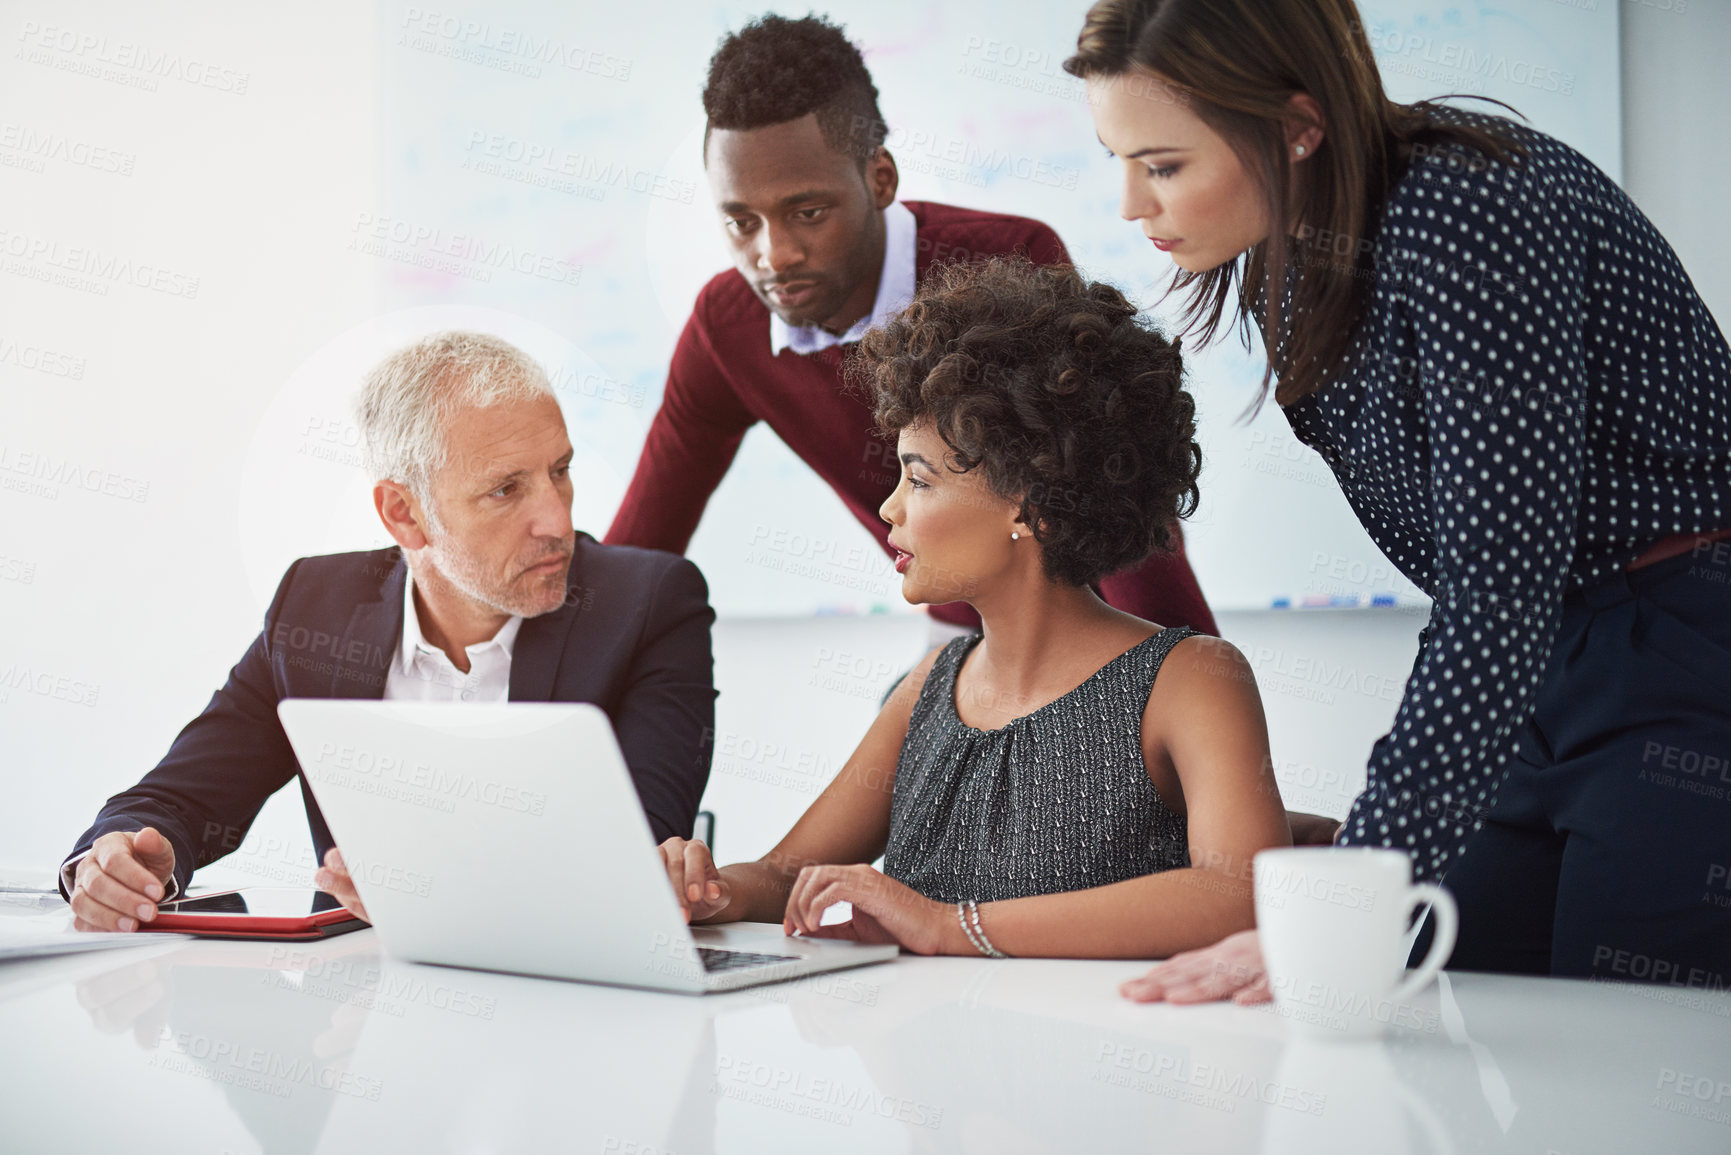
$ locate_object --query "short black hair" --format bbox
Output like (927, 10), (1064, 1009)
(702, 13), (888, 165)
(858, 257), (1201, 589)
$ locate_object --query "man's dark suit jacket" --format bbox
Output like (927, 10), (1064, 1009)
(62, 532), (717, 899)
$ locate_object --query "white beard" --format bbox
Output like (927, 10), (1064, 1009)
(417, 502), (566, 619)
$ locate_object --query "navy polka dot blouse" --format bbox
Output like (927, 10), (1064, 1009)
(1278, 107), (1731, 882)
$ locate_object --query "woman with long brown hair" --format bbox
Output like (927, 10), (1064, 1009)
(1064, 0), (1731, 998)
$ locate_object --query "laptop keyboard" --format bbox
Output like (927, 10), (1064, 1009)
(697, 946), (800, 973)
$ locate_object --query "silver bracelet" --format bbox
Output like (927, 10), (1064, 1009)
(956, 901), (990, 956)
(966, 899), (1009, 959)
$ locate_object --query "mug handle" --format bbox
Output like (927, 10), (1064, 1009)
(1387, 882), (1457, 1005)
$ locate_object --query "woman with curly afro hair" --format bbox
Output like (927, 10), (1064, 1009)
(654, 257), (1293, 959)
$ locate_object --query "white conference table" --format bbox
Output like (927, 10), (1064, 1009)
(1, 920), (1729, 1154)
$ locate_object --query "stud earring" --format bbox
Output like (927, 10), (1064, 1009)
(1011, 531), (1020, 541)
(1295, 145), (1307, 157)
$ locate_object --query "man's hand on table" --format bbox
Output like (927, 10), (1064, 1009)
(70, 827), (175, 932)
(314, 847), (371, 922)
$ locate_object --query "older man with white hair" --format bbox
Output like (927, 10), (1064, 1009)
(62, 331), (717, 931)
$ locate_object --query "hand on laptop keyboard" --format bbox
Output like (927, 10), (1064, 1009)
(658, 836), (730, 923)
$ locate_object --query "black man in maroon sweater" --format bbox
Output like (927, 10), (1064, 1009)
(606, 14), (1215, 638)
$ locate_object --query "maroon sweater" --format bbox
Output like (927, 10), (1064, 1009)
(605, 200), (1217, 634)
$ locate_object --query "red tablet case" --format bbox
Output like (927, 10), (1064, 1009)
(140, 889), (370, 941)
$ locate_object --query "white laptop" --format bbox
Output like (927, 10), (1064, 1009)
(276, 699), (898, 994)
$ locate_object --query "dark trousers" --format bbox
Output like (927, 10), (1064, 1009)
(1410, 548), (1731, 989)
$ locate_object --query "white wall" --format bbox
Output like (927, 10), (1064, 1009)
(1620, 0), (1731, 326)
(0, 1), (384, 885)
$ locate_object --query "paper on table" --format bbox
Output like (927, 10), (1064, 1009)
(0, 916), (191, 961)
(0, 890), (69, 913)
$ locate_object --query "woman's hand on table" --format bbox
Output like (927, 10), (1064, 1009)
(1119, 928), (1272, 1004)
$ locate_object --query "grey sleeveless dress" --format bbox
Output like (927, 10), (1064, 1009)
(883, 627), (1196, 904)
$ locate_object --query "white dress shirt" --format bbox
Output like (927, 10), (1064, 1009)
(61, 573), (523, 903)
(769, 200), (917, 356)
(383, 573), (522, 703)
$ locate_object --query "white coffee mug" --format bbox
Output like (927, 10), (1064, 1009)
(1253, 847), (1458, 1039)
